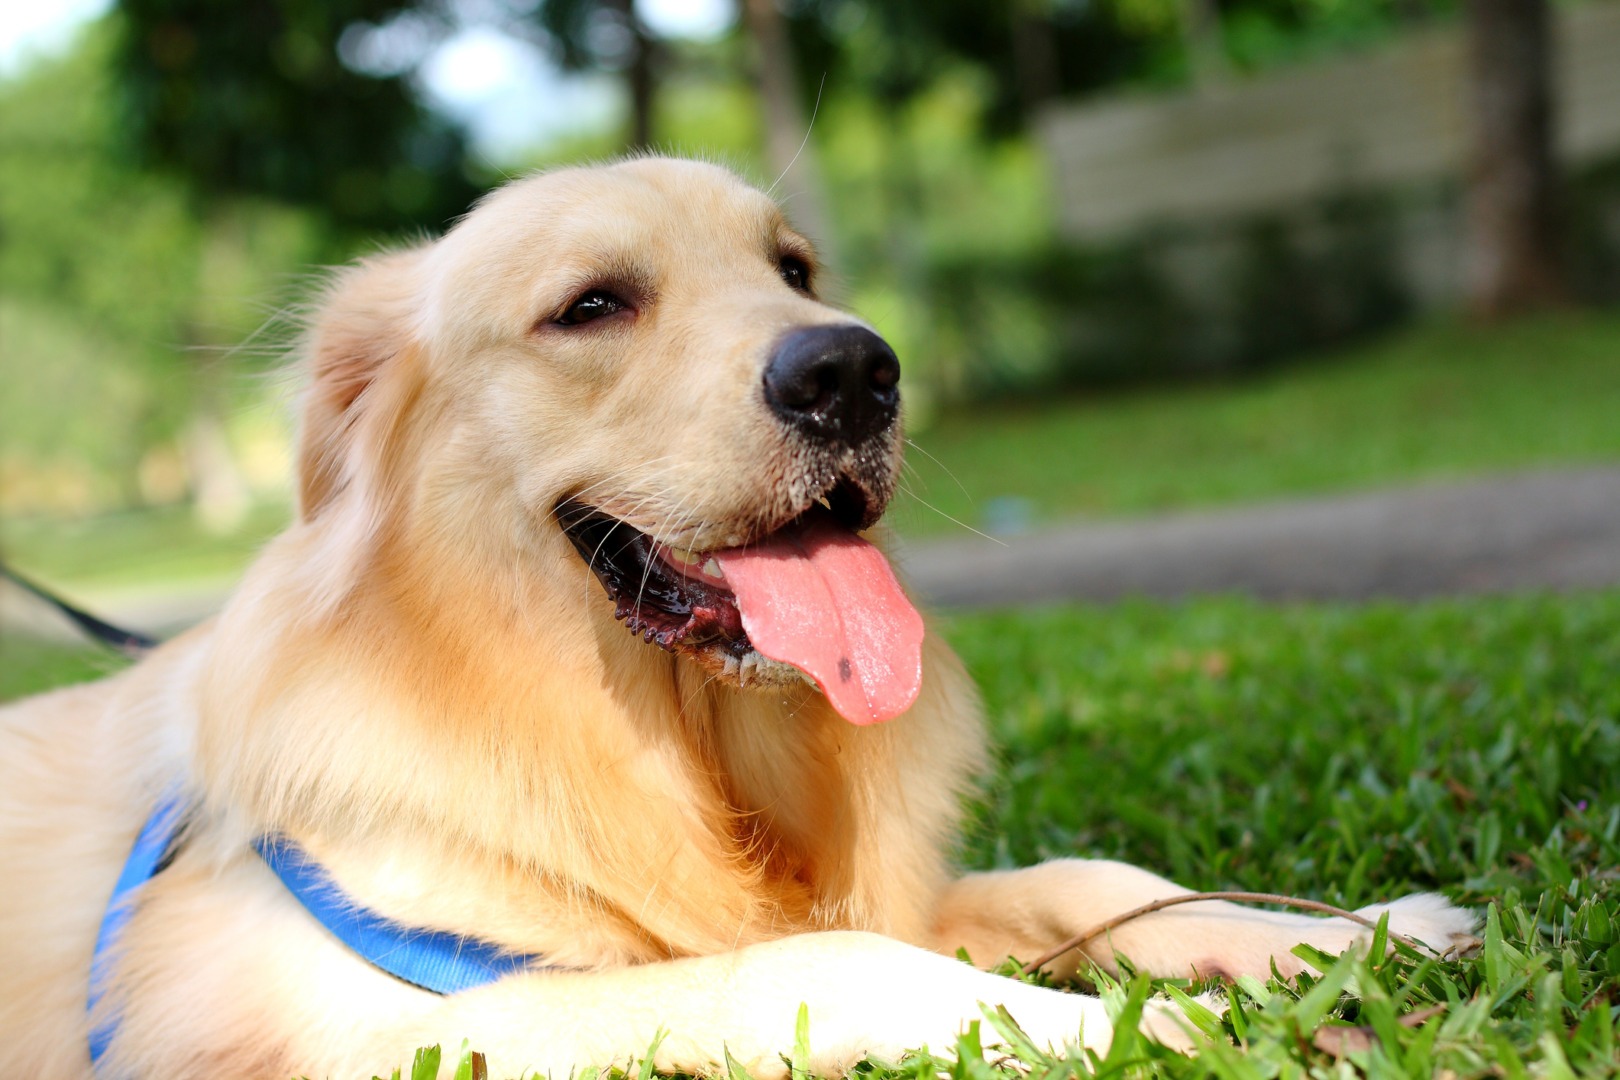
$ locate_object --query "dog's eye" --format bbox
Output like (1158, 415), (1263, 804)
(556, 289), (628, 326)
(778, 256), (811, 293)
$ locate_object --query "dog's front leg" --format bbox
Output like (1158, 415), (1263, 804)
(330, 932), (1115, 1079)
(932, 859), (1476, 981)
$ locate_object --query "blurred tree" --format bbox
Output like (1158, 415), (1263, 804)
(539, 0), (660, 150)
(115, 0), (482, 234)
(740, 0), (835, 254)
(1111, 0), (1228, 87)
(779, 0), (1158, 135)
(0, 26), (323, 516)
(775, 0), (1462, 136)
(1462, 0), (1567, 317)
(115, 0), (701, 216)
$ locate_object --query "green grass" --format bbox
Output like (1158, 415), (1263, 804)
(0, 633), (127, 702)
(8, 591), (1617, 1077)
(0, 499), (291, 591)
(892, 311), (1620, 535)
(939, 592), (1620, 1078)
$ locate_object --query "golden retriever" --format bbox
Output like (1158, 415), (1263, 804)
(0, 158), (1474, 1079)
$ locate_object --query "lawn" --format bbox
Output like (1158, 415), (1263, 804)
(0, 499), (292, 592)
(0, 634), (127, 702)
(939, 593), (1619, 1078)
(890, 311), (1620, 536)
(6, 591), (1616, 1078)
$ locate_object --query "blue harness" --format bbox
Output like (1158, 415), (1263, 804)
(88, 793), (548, 1069)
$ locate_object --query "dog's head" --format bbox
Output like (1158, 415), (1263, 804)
(295, 158), (922, 724)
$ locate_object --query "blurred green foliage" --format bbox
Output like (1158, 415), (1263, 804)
(778, 0), (1462, 132)
(0, 22), (329, 513)
(2, 28), (202, 489)
(0, 0), (1613, 533)
(109, 0), (1467, 229)
(116, 0), (483, 232)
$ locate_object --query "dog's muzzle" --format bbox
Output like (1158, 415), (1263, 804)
(763, 325), (900, 449)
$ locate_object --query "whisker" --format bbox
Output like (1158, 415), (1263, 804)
(625, 490), (692, 628)
(552, 469), (680, 611)
(639, 501), (706, 620)
(903, 438), (972, 500)
(895, 480), (1008, 547)
(539, 457), (682, 525)
(767, 73), (828, 199)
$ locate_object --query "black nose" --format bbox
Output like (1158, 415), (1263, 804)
(763, 325), (900, 446)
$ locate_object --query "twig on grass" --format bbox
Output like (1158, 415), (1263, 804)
(1021, 891), (1419, 976)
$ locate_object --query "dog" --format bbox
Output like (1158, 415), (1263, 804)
(0, 158), (1475, 1079)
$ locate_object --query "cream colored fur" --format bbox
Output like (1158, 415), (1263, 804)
(0, 158), (1475, 1080)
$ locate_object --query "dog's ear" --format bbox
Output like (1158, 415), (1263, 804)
(297, 249), (426, 520)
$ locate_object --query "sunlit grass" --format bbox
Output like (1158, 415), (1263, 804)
(0, 500), (290, 591)
(892, 310), (1620, 535)
(0, 633), (127, 703)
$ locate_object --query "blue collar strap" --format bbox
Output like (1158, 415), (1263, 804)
(88, 793), (189, 1066)
(90, 796), (549, 1068)
(251, 834), (547, 994)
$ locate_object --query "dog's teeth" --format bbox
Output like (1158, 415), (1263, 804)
(701, 558), (723, 579)
(723, 654), (740, 677)
(816, 496), (832, 510)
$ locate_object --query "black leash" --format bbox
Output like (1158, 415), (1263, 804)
(1, 563), (158, 657)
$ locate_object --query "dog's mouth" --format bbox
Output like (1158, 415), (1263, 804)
(558, 479), (924, 724)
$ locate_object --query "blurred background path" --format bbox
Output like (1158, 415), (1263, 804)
(903, 466), (1620, 608)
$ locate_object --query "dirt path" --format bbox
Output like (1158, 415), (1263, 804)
(899, 466), (1620, 608)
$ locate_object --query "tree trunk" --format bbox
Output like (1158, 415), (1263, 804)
(183, 359), (250, 534)
(625, 15), (655, 151)
(1462, 0), (1566, 317)
(741, 0), (837, 261)
(1008, 5), (1060, 118)
(1181, 0), (1229, 89)
(601, 0), (655, 151)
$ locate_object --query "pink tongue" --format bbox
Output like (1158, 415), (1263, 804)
(714, 516), (924, 725)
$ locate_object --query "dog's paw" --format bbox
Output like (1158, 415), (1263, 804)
(1138, 991), (1224, 1053)
(1354, 893), (1480, 958)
